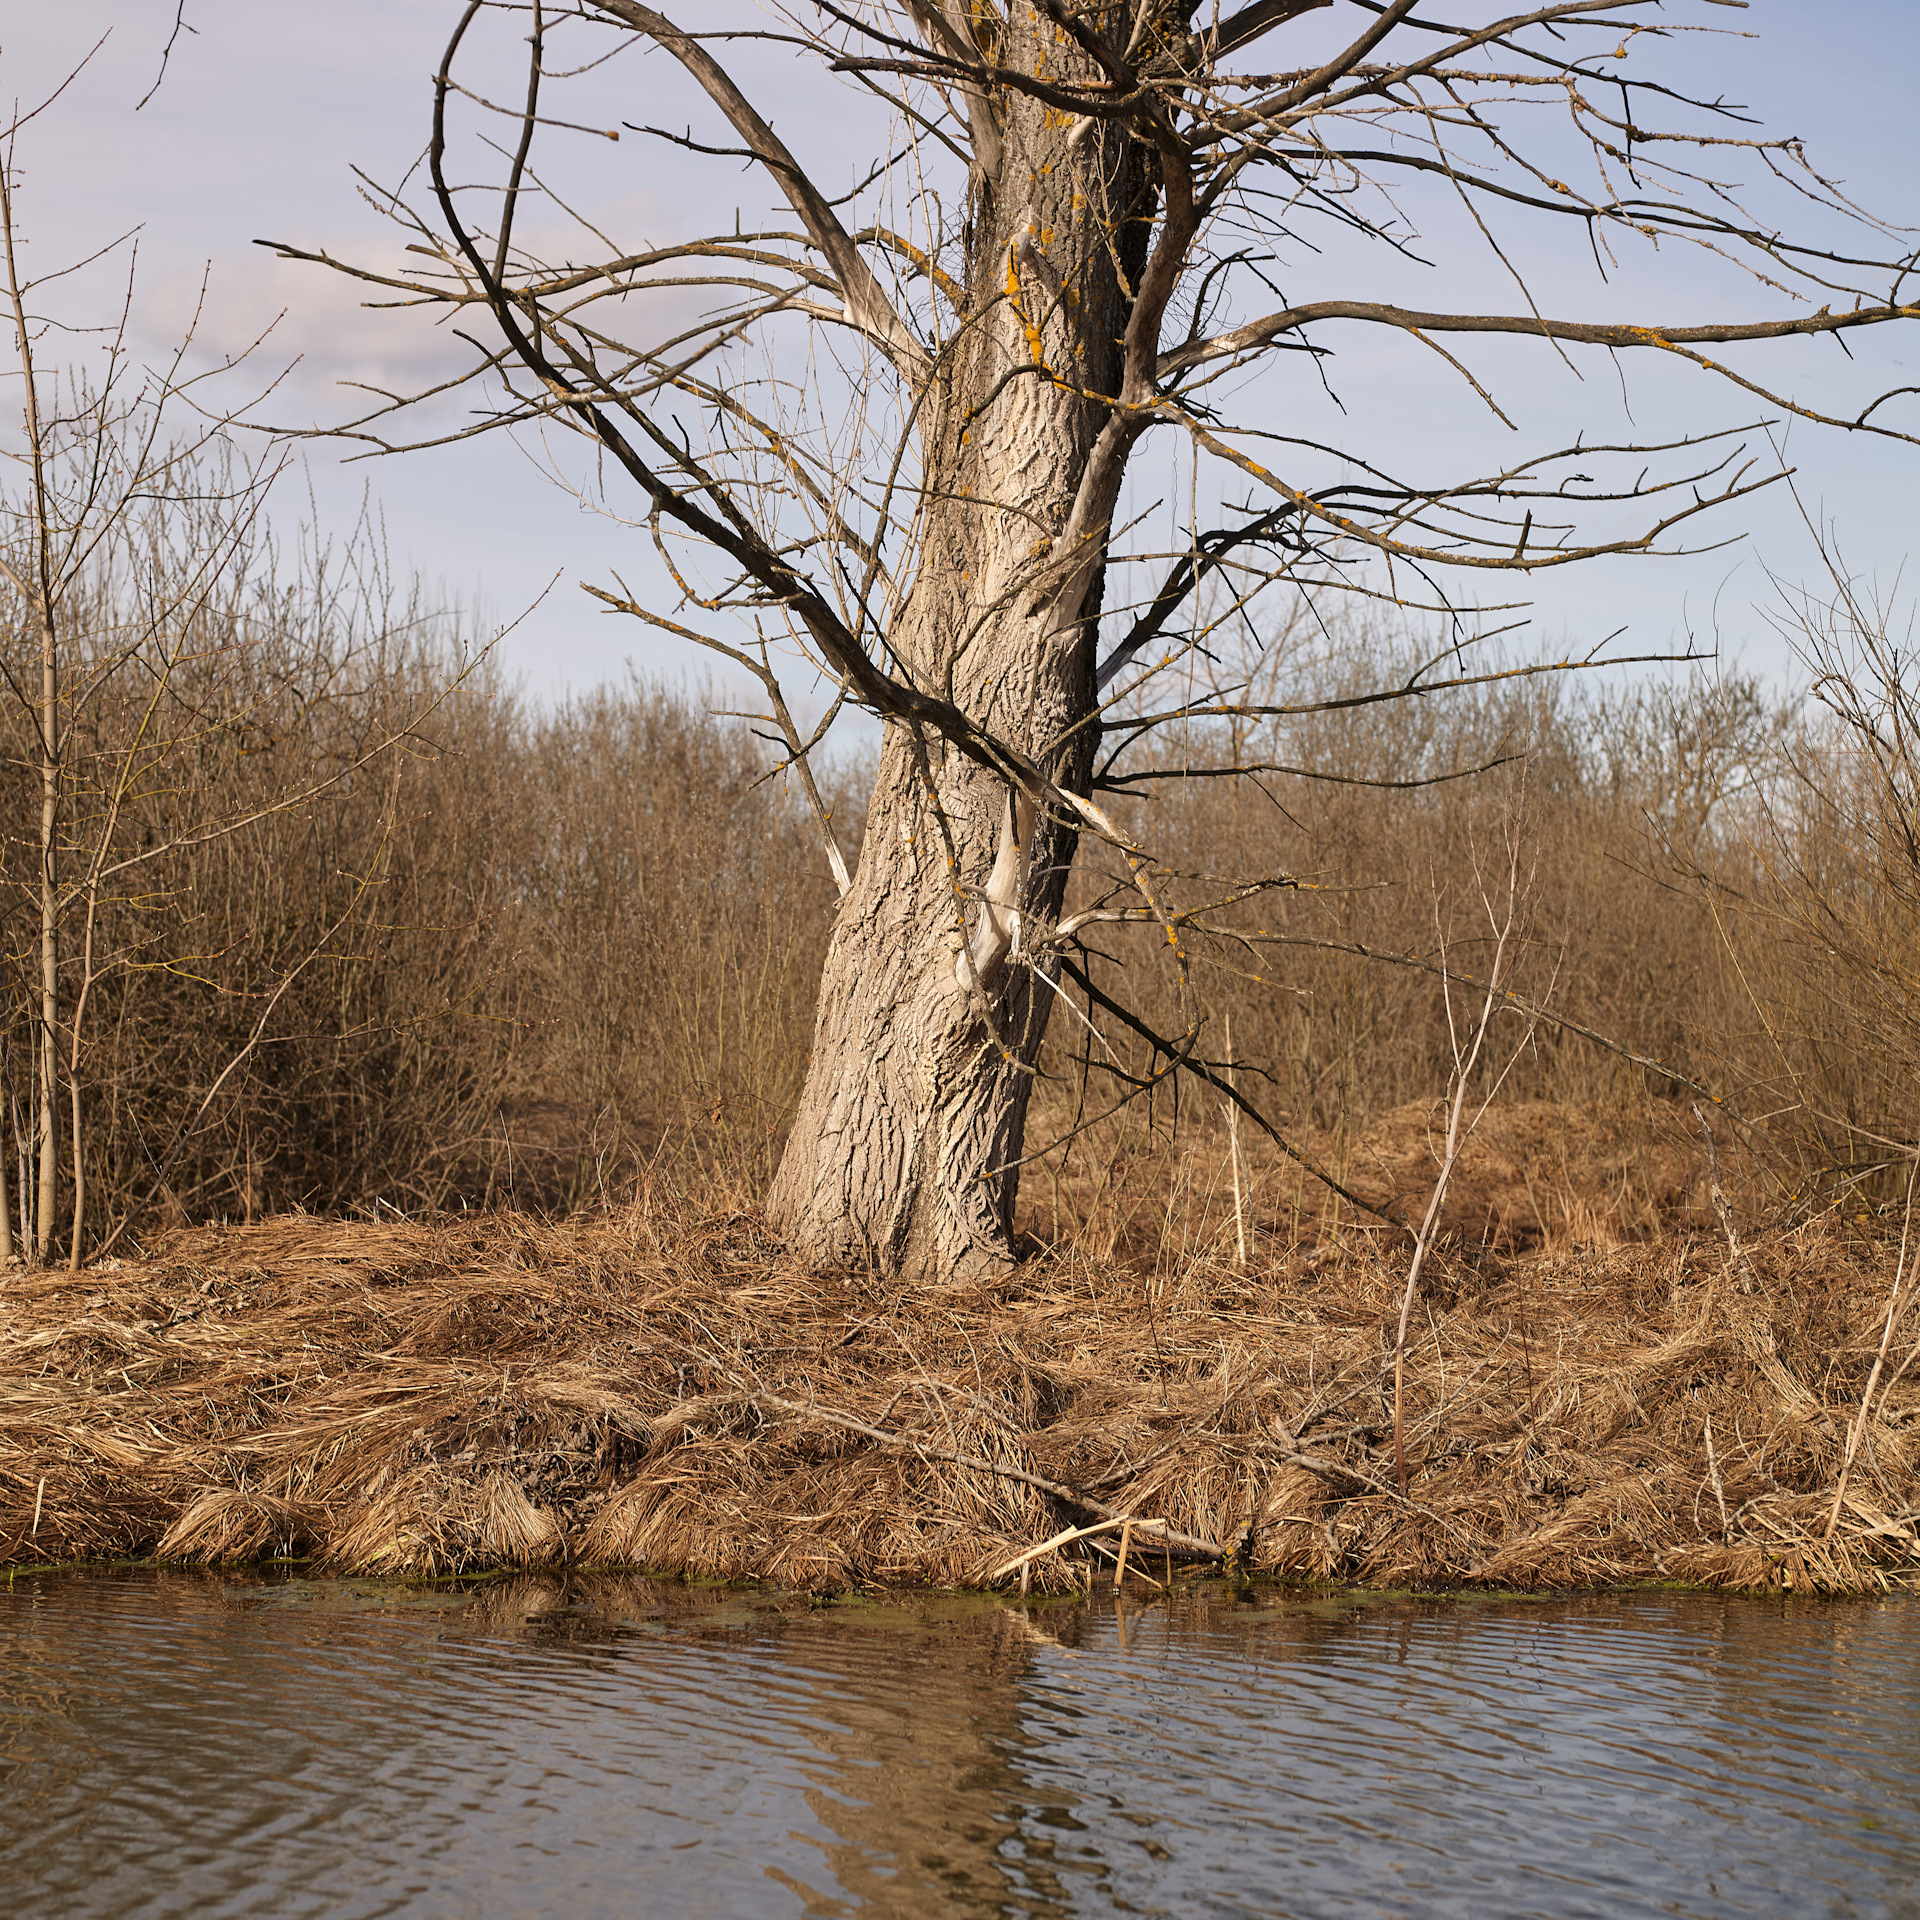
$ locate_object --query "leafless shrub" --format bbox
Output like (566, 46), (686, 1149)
(1727, 560), (1920, 1196)
(0, 428), (849, 1248)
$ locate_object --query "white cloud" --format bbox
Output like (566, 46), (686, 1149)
(132, 244), (471, 426)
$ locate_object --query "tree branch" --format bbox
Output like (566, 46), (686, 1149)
(585, 1), (932, 382)
(1160, 296), (1920, 383)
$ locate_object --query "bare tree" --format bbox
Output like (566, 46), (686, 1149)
(279, 1), (1919, 1280)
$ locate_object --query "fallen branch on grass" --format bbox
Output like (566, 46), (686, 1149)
(741, 1384), (1228, 1563)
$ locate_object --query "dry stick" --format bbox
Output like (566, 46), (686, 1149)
(991, 1515), (1132, 1582)
(1692, 1104), (1752, 1292)
(1224, 1011), (1247, 1266)
(1823, 1155), (1920, 1542)
(743, 1385), (1226, 1562)
(1113, 1513), (1135, 1590)
(1704, 1413), (1732, 1543)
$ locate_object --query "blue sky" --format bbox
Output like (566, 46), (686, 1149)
(5, 1), (1917, 702)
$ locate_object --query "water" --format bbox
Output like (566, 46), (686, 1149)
(2, 1572), (1917, 1919)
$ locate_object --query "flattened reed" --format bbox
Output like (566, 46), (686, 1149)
(5, 1155), (1916, 1594)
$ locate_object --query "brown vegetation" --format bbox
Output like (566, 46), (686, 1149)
(3, 1148), (1917, 1593)
(6, 23), (1918, 1593)
(7, 594), (1908, 1250)
(5, 557), (1919, 1595)
(0, 527), (849, 1245)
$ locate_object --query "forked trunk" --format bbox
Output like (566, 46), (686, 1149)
(768, 15), (1154, 1279)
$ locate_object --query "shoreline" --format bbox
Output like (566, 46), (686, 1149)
(5, 1199), (1917, 1595)
(3, 1559), (1892, 1607)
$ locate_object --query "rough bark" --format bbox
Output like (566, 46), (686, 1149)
(767, 12), (1153, 1279)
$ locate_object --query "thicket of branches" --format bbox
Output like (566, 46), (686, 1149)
(1074, 601), (1920, 1225)
(0, 482), (847, 1255)
(6, 445), (1914, 1258)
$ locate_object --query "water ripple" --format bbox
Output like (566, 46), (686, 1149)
(2, 1576), (1917, 1918)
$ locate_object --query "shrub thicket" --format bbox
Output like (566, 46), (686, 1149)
(3, 465), (1913, 1257)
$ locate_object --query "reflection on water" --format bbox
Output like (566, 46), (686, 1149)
(2, 1571), (1917, 1919)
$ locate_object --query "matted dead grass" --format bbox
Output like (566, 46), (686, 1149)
(3, 1178), (1917, 1594)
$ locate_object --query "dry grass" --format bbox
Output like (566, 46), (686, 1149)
(5, 1136), (1917, 1594)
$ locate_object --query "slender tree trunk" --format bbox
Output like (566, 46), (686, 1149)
(37, 593), (58, 1265)
(66, 1010), (85, 1270)
(5, 161), (61, 1267)
(768, 16), (1152, 1279)
(0, 1027), (13, 1265)
(11, 1080), (28, 1257)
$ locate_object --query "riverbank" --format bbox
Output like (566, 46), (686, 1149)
(4, 1187), (1916, 1592)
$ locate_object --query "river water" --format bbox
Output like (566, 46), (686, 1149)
(2, 1571), (1916, 1919)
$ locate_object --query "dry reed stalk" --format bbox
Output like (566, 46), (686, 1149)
(3, 1177), (1916, 1594)
(1824, 1156), (1919, 1539)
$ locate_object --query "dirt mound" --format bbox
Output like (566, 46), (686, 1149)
(1342, 1098), (1698, 1254)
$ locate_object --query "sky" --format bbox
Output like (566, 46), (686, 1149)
(3, 1), (1918, 705)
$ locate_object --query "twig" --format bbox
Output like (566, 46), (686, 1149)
(1391, 815), (1532, 1491)
(1692, 1103), (1753, 1294)
(1704, 1413), (1731, 1542)
(742, 1385), (1226, 1561)
(1824, 1155), (1920, 1541)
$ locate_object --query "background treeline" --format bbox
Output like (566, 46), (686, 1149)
(1077, 599), (1920, 1204)
(3, 435), (1914, 1262)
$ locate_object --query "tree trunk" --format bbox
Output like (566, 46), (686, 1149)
(36, 590), (57, 1266)
(768, 15), (1153, 1279)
